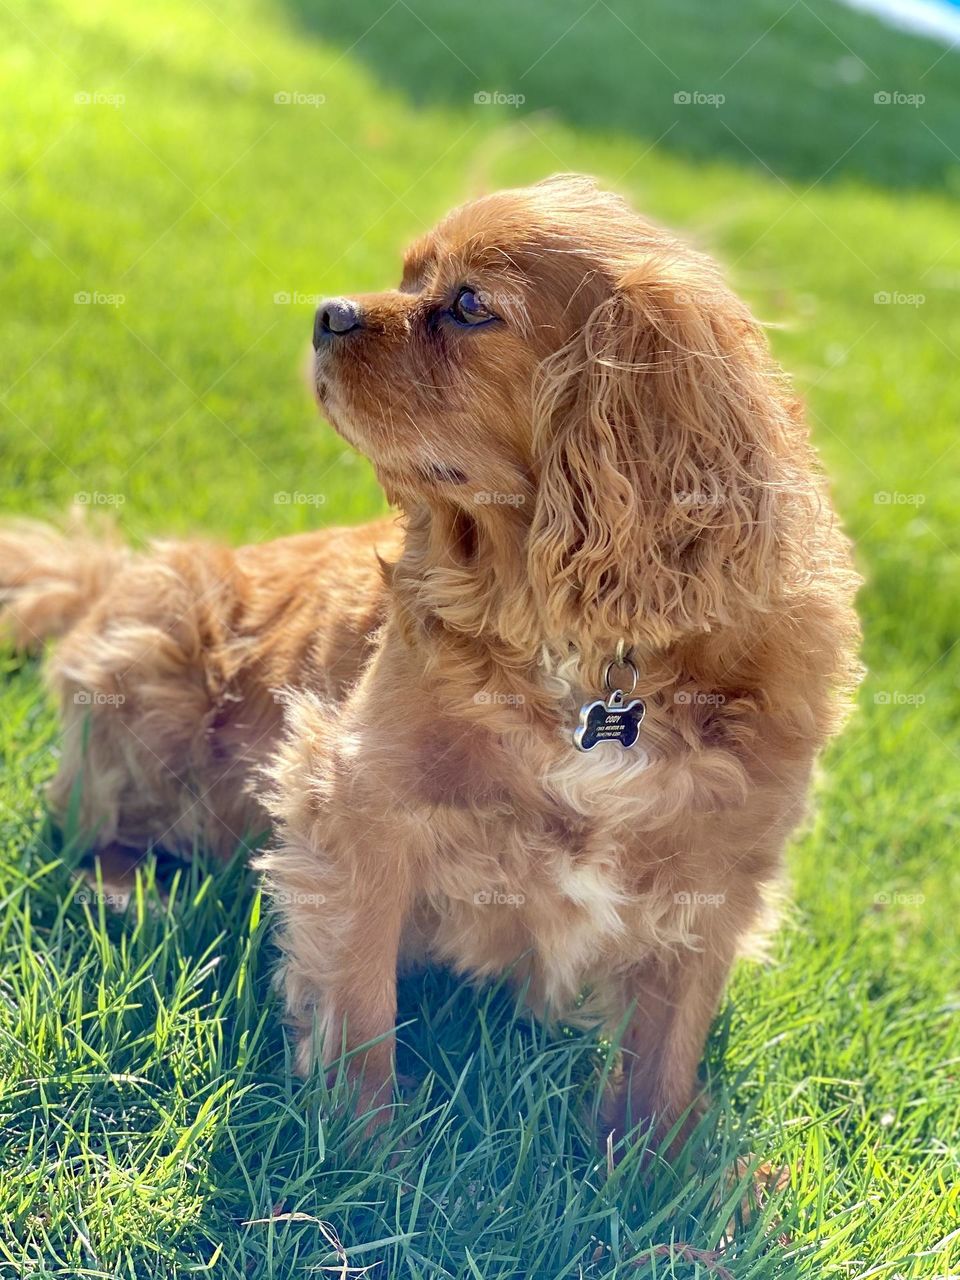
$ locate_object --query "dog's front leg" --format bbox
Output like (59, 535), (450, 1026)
(261, 823), (410, 1127)
(602, 914), (739, 1152)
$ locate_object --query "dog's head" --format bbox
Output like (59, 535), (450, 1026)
(313, 174), (812, 656)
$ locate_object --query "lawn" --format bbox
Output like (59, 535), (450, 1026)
(1, 0), (959, 1275)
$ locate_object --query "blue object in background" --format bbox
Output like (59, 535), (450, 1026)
(838, 0), (960, 39)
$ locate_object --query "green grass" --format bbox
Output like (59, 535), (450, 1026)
(1, 0), (959, 1275)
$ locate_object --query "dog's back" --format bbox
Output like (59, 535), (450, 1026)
(0, 515), (396, 857)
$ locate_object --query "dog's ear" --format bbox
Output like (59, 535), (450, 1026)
(528, 255), (805, 658)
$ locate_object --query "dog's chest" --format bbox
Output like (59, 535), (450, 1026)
(408, 666), (684, 991)
(423, 795), (695, 1012)
(420, 739), (685, 997)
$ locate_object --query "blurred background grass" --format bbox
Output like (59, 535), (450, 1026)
(1, 0), (959, 1276)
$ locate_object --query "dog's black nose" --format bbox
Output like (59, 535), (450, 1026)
(314, 297), (362, 347)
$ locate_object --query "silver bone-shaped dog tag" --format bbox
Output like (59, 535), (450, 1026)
(574, 686), (646, 751)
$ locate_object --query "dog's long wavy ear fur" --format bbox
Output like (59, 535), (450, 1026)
(528, 255), (813, 660)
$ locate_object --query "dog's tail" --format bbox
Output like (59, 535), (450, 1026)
(0, 511), (129, 652)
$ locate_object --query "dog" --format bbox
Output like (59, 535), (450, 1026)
(0, 174), (861, 1145)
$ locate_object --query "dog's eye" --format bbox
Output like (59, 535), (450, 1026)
(451, 287), (495, 326)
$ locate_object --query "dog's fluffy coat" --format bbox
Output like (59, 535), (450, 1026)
(0, 176), (861, 1141)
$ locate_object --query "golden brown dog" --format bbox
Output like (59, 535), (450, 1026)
(0, 175), (861, 1145)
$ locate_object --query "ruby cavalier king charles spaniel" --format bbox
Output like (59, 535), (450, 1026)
(1, 175), (861, 1148)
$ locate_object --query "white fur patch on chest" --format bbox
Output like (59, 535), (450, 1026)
(544, 739), (652, 818)
(531, 857), (628, 1010)
(553, 857), (628, 937)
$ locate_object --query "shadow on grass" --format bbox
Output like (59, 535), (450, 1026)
(7, 807), (795, 1274)
(211, 959), (786, 1278)
(280, 0), (960, 193)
